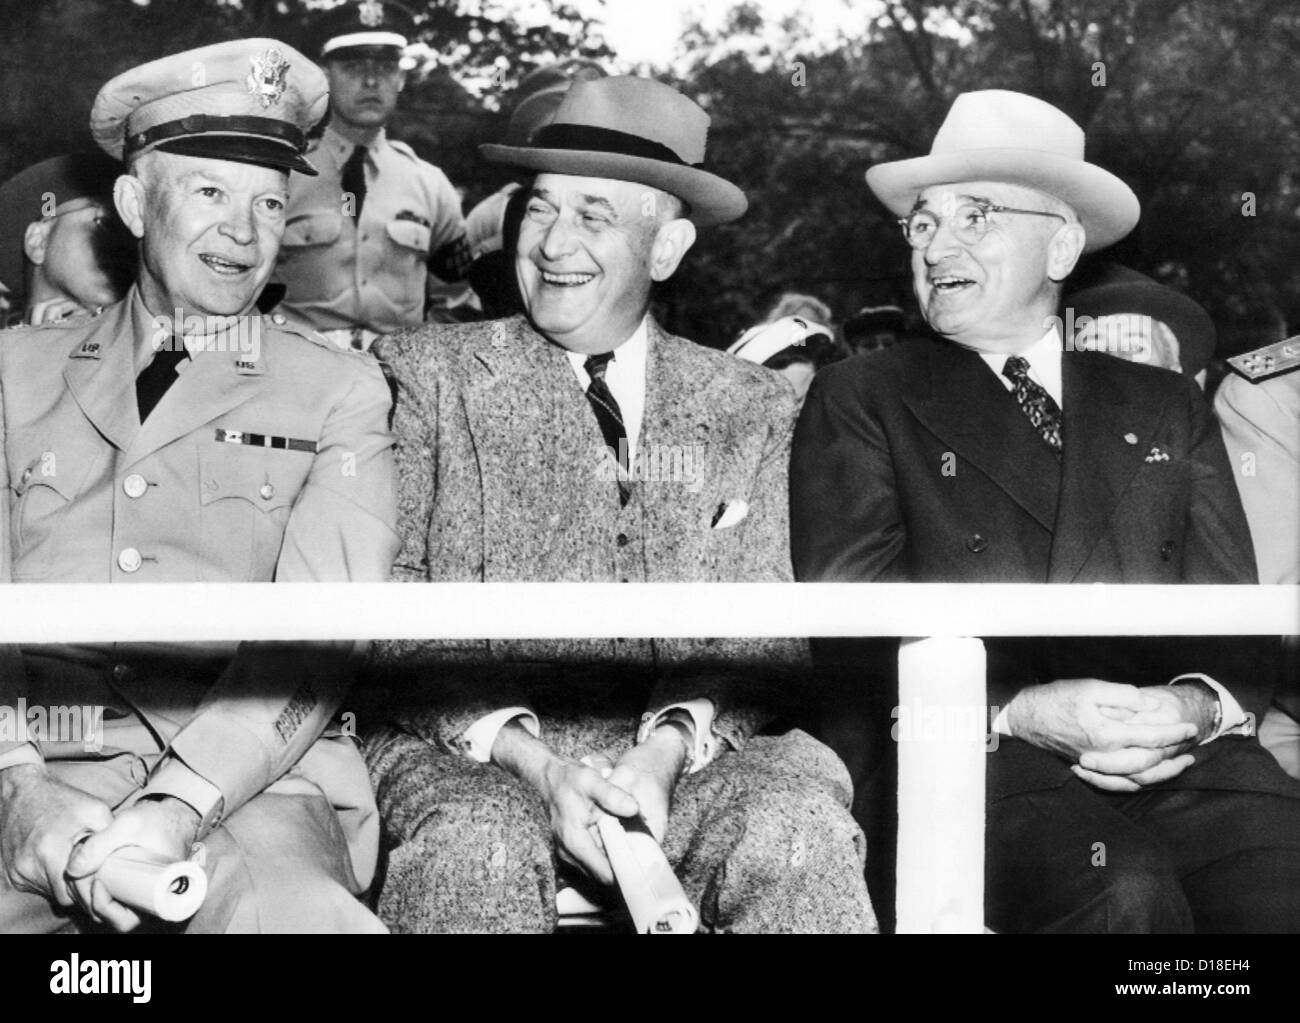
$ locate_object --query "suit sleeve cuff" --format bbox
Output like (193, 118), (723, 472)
(0, 742), (43, 772)
(1170, 673), (1249, 743)
(638, 698), (717, 774)
(140, 756), (226, 836)
(460, 707), (539, 763)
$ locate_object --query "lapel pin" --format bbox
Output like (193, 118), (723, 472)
(1124, 432), (1138, 445)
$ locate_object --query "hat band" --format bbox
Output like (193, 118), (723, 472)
(530, 123), (702, 168)
(128, 115), (306, 156)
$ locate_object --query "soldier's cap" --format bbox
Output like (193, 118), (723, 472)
(90, 39), (328, 177)
(316, 1), (416, 59)
(0, 151), (124, 295)
(481, 76), (747, 227)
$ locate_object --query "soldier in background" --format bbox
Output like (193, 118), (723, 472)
(0, 153), (135, 327)
(273, 0), (471, 351)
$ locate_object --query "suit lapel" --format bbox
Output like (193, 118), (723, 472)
(61, 301), (140, 453)
(1047, 352), (1166, 581)
(461, 317), (609, 576)
(904, 340), (1060, 530)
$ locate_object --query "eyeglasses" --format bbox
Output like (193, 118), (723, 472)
(898, 200), (1067, 249)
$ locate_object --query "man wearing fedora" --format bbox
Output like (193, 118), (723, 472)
(272, 1), (472, 350)
(792, 90), (1300, 931)
(364, 76), (876, 933)
(0, 40), (399, 932)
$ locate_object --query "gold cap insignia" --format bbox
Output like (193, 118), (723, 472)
(359, 1), (384, 28)
(247, 47), (290, 109)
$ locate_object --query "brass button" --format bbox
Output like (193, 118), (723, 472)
(1160, 540), (1175, 561)
(122, 474), (148, 499)
(117, 547), (143, 573)
(272, 313), (286, 325)
(966, 534), (989, 554)
(19, 467), (32, 485)
(259, 483), (275, 501)
(616, 533), (630, 547)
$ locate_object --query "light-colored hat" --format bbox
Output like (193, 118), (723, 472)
(866, 90), (1139, 253)
(728, 316), (835, 366)
(91, 39), (328, 176)
(481, 76), (747, 227)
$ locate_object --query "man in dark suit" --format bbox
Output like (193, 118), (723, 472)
(791, 89), (1300, 932)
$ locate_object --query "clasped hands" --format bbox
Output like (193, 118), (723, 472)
(492, 720), (691, 885)
(1005, 678), (1219, 792)
(0, 765), (200, 931)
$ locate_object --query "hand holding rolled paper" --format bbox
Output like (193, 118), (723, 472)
(595, 813), (697, 934)
(96, 845), (208, 922)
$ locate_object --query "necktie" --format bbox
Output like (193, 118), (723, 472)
(136, 342), (190, 423)
(1002, 355), (1062, 456)
(584, 352), (631, 505)
(342, 145), (368, 221)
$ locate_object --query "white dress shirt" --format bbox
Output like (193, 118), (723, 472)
(564, 316), (649, 463)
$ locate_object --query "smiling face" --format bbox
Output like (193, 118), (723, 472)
(325, 51), (404, 133)
(910, 181), (1085, 354)
(516, 173), (695, 354)
(119, 151), (288, 318)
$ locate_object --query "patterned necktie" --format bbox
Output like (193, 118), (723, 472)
(136, 342), (190, 423)
(584, 352), (631, 505)
(342, 145), (368, 221)
(1002, 355), (1062, 456)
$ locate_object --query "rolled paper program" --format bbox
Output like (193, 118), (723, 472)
(97, 846), (208, 923)
(895, 636), (987, 934)
(595, 814), (698, 934)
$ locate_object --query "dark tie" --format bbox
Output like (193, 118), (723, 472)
(584, 352), (631, 505)
(342, 145), (368, 221)
(1002, 355), (1062, 456)
(136, 342), (190, 423)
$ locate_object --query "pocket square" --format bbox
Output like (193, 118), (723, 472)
(711, 499), (749, 529)
(1144, 446), (1170, 463)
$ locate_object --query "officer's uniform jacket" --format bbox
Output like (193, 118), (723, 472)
(0, 290), (400, 868)
(274, 124), (468, 334)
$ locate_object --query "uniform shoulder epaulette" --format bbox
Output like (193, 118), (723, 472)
(1227, 336), (1300, 383)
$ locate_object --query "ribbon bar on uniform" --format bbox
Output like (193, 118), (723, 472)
(215, 428), (317, 453)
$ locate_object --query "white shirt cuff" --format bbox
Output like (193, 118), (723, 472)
(1169, 673), (1250, 742)
(638, 698), (717, 774)
(0, 742), (44, 772)
(462, 707), (539, 763)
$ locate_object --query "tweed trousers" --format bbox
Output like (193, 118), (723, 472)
(365, 727), (878, 934)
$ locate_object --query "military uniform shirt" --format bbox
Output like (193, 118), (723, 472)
(274, 124), (469, 334)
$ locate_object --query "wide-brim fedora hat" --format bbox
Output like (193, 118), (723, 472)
(1066, 263), (1216, 377)
(866, 90), (1139, 253)
(481, 75), (747, 227)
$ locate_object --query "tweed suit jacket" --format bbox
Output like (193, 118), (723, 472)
(791, 335), (1285, 799)
(0, 291), (399, 853)
(374, 314), (809, 759)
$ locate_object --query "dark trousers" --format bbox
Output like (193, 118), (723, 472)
(987, 742), (1300, 933)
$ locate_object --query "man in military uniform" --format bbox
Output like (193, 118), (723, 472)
(0, 152), (135, 327)
(273, 0), (472, 351)
(0, 39), (399, 933)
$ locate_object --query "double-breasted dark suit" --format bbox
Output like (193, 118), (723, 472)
(791, 335), (1300, 932)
